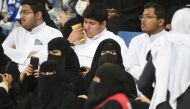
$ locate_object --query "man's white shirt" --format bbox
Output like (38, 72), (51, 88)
(2, 22), (63, 71)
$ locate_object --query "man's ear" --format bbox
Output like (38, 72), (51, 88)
(35, 11), (43, 20)
(101, 21), (107, 28)
(158, 18), (165, 27)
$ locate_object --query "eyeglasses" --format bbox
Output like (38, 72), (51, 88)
(139, 15), (157, 20)
(20, 10), (34, 15)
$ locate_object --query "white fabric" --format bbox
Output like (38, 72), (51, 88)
(2, 22), (63, 71)
(150, 7), (190, 109)
(72, 28), (128, 69)
(75, 0), (88, 16)
(126, 30), (168, 80)
(0, 82), (9, 92)
(2, 0), (7, 12)
(171, 8), (190, 34)
(0, 0), (3, 12)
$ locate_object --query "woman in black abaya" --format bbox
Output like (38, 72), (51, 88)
(83, 39), (137, 98)
(85, 63), (132, 109)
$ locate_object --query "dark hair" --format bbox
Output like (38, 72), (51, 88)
(83, 3), (108, 24)
(21, 0), (57, 28)
(144, 2), (166, 21)
(21, 0), (47, 19)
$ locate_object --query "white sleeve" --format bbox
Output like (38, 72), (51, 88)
(117, 38), (128, 70)
(2, 29), (30, 64)
(125, 38), (143, 80)
(0, 82), (9, 93)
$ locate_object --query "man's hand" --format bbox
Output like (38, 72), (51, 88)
(22, 64), (33, 75)
(67, 27), (84, 43)
(33, 69), (39, 78)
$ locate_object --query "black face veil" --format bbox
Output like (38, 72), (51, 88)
(86, 63), (131, 109)
(84, 38), (124, 93)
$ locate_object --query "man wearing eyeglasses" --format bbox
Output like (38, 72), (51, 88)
(2, 0), (63, 71)
(126, 2), (169, 81)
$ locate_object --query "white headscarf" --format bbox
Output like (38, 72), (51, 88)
(171, 7), (190, 34)
(150, 7), (190, 109)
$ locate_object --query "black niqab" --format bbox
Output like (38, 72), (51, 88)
(38, 60), (65, 109)
(48, 37), (81, 94)
(84, 39), (124, 93)
(86, 63), (132, 109)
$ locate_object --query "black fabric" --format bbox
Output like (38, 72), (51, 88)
(0, 45), (11, 70)
(97, 54), (118, 67)
(84, 39), (123, 93)
(38, 60), (64, 108)
(85, 63), (134, 109)
(129, 98), (149, 109)
(156, 91), (172, 109)
(177, 86), (190, 109)
(21, 60), (77, 109)
(48, 37), (81, 95)
(84, 39), (137, 97)
(0, 87), (15, 109)
(106, 15), (129, 34)
(61, 15), (84, 39)
(1, 61), (21, 107)
(138, 55), (155, 99)
(0, 32), (6, 44)
(0, 45), (21, 107)
(90, 0), (143, 32)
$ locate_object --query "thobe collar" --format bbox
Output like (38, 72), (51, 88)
(147, 30), (167, 42)
(30, 22), (46, 34)
(86, 28), (107, 41)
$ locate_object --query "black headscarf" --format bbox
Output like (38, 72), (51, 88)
(0, 45), (11, 70)
(83, 39), (124, 93)
(38, 60), (65, 108)
(48, 37), (81, 94)
(85, 63), (133, 109)
(0, 45), (21, 107)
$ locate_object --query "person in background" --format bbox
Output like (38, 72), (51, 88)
(61, 0), (89, 39)
(2, 0), (63, 72)
(67, 3), (128, 73)
(126, 2), (168, 80)
(85, 63), (132, 109)
(83, 39), (137, 98)
(0, 73), (14, 109)
(139, 6), (190, 109)
(21, 60), (78, 109)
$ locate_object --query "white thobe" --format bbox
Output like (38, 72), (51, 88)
(150, 7), (190, 109)
(2, 22), (63, 71)
(126, 30), (168, 80)
(72, 28), (128, 69)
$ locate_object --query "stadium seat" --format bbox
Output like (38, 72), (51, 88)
(117, 31), (142, 46)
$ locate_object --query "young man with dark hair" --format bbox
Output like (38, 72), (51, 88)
(126, 2), (169, 80)
(68, 3), (128, 72)
(2, 0), (63, 72)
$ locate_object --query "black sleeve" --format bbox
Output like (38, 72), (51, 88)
(137, 56), (155, 99)
(100, 100), (122, 109)
(0, 87), (15, 109)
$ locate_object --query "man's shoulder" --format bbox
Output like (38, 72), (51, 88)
(44, 25), (63, 36)
(45, 25), (61, 32)
(10, 26), (26, 34)
(129, 33), (148, 43)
